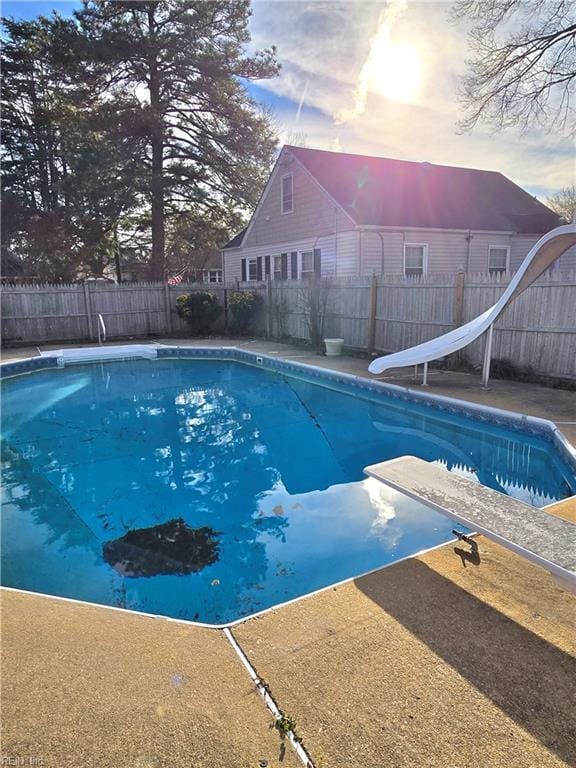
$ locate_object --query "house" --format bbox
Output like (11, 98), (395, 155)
(197, 252), (223, 284)
(222, 146), (575, 281)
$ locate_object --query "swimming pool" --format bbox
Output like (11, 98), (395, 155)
(2, 349), (575, 624)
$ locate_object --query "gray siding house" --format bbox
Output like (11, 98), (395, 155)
(222, 145), (575, 281)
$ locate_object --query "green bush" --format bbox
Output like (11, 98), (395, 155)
(228, 290), (263, 334)
(176, 292), (222, 335)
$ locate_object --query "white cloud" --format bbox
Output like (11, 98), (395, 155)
(335, 0), (410, 123)
(249, 1), (574, 196)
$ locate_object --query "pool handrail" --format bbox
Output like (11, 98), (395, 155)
(96, 313), (106, 345)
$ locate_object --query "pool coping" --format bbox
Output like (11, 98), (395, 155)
(1, 342), (575, 632)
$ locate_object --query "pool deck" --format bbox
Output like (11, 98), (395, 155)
(2, 338), (575, 767)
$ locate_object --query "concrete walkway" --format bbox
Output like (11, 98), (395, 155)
(1, 590), (301, 768)
(235, 537), (576, 768)
(2, 337), (575, 767)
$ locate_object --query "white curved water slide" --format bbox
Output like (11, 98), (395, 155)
(368, 224), (576, 386)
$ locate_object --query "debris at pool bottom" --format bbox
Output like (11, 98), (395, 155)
(103, 518), (220, 577)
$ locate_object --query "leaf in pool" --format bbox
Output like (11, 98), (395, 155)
(102, 518), (220, 577)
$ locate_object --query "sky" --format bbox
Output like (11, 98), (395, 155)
(2, 0), (574, 200)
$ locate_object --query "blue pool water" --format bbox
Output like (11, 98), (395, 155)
(2, 358), (574, 623)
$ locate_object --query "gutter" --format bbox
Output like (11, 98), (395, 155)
(357, 224), (516, 236)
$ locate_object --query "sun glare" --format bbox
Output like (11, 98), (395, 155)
(369, 42), (422, 104)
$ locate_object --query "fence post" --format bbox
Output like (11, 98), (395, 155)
(83, 281), (94, 340)
(367, 274), (378, 354)
(453, 270), (465, 328)
(164, 283), (173, 336)
(223, 286), (229, 332)
(266, 278), (273, 338)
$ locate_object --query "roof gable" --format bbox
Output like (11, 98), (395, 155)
(287, 146), (561, 234)
(222, 227), (247, 250)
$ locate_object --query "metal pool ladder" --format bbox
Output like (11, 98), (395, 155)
(96, 313), (107, 345)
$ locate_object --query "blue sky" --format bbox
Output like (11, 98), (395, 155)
(2, 0), (573, 200)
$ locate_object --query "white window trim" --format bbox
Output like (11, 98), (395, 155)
(203, 269), (222, 283)
(281, 173), (294, 215)
(247, 258), (258, 281)
(488, 244), (511, 273)
(272, 254), (283, 281)
(403, 243), (428, 276)
(299, 250), (315, 279)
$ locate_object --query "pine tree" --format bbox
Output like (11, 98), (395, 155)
(75, 0), (279, 279)
(1, 15), (145, 279)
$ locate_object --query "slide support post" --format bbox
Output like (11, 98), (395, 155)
(422, 361), (429, 387)
(481, 324), (494, 389)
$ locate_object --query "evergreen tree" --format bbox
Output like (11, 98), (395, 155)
(1, 15), (145, 279)
(75, 0), (279, 279)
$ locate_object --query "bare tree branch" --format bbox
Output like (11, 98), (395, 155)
(452, 0), (576, 134)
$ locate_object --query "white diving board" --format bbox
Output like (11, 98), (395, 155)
(364, 456), (576, 595)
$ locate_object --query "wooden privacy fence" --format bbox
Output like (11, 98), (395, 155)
(2, 271), (576, 379)
(1, 281), (229, 344)
(249, 270), (576, 380)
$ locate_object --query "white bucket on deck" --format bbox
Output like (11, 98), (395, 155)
(324, 338), (344, 357)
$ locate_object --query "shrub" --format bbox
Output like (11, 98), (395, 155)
(228, 290), (263, 334)
(298, 277), (332, 351)
(176, 292), (221, 335)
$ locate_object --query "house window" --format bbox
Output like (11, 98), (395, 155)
(204, 269), (222, 283)
(488, 246), (510, 274)
(248, 258), (258, 281)
(300, 251), (314, 279)
(404, 244), (427, 277)
(273, 255), (283, 281)
(281, 174), (293, 214)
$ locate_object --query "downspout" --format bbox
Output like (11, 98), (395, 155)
(334, 206), (339, 275)
(465, 231), (472, 272)
(362, 228), (404, 275)
(377, 231), (385, 275)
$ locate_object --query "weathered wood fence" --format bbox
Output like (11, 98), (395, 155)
(1, 281), (229, 344)
(2, 271), (576, 379)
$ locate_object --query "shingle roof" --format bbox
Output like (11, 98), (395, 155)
(222, 227), (247, 250)
(287, 146), (561, 234)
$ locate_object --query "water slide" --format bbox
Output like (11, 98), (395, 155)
(368, 224), (576, 384)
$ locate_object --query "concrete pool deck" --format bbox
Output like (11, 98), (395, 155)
(1, 338), (575, 767)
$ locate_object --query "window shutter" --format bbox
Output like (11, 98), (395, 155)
(290, 251), (298, 279)
(281, 253), (288, 280)
(313, 248), (321, 277)
(264, 255), (270, 279)
(256, 256), (263, 281)
(241, 258), (247, 282)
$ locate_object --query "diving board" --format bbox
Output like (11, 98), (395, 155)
(368, 224), (576, 386)
(364, 456), (576, 595)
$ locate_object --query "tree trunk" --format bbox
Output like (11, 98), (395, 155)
(114, 225), (122, 283)
(150, 134), (165, 280)
(148, 6), (165, 281)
